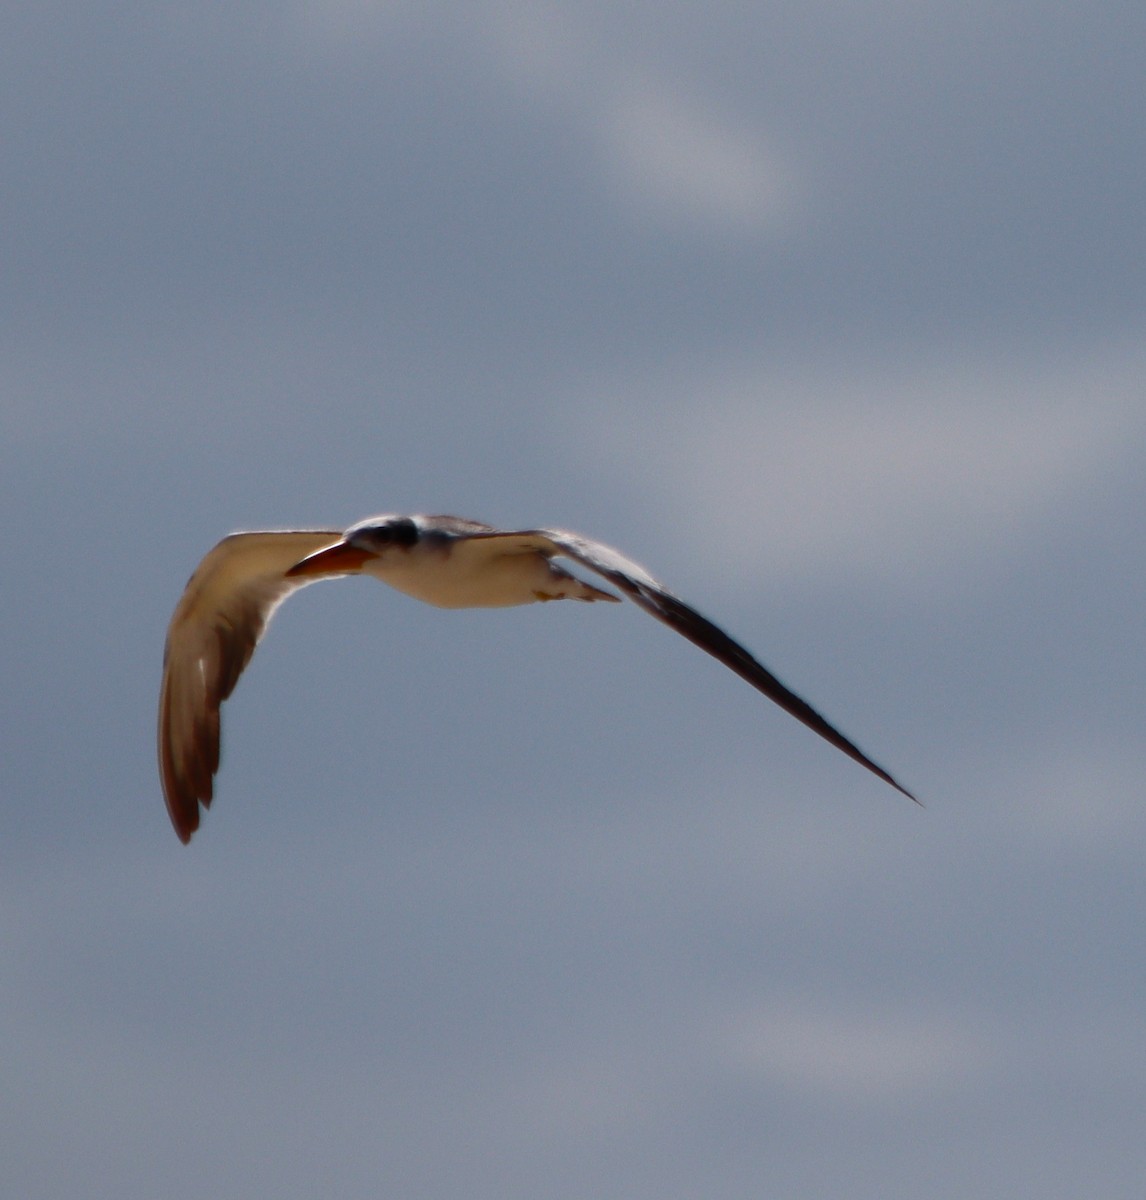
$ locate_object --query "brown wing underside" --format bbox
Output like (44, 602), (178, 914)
(159, 530), (343, 842)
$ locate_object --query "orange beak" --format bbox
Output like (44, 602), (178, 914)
(286, 541), (375, 578)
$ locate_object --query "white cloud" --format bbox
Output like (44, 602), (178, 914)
(487, 4), (798, 231)
(312, 0), (801, 234)
(559, 340), (1146, 593)
(994, 739), (1146, 853)
(721, 1004), (993, 1100)
(601, 79), (797, 232)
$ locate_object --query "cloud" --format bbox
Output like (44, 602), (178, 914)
(490, 4), (797, 231)
(994, 739), (1146, 853)
(600, 79), (796, 232)
(720, 1004), (993, 1100)
(358, 0), (801, 234)
(557, 339), (1146, 593)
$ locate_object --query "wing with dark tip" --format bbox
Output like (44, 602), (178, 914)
(158, 530), (343, 843)
(468, 527), (917, 802)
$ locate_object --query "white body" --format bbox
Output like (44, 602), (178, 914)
(362, 532), (614, 608)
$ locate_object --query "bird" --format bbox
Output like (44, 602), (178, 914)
(159, 513), (915, 842)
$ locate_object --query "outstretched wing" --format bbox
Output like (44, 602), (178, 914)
(158, 530), (343, 843)
(469, 527), (916, 802)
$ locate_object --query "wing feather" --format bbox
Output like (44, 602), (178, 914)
(158, 530), (343, 842)
(469, 528), (916, 802)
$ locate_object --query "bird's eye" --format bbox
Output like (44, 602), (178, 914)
(388, 518), (419, 546)
(363, 518), (419, 547)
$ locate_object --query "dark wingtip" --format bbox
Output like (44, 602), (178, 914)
(860, 759), (921, 807)
(164, 792), (200, 844)
(893, 779), (924, 808)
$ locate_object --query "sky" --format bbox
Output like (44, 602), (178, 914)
(3, 2), (1145, 1196)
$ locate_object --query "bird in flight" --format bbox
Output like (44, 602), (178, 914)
(159, 513), (915, 842)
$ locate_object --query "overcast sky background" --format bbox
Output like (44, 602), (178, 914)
(3, 3), (1145, 1197)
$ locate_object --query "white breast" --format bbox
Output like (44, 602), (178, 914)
(363, 544), (554, 608)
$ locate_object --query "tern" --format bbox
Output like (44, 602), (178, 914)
(159, 513), (915, 842)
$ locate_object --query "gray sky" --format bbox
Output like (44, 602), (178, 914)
(3, 3), (1145, 1197)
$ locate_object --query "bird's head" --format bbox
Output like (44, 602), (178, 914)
(286, 515), (421, 578)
